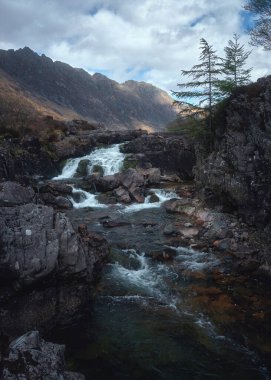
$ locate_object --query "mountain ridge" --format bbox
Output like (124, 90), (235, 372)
(0, 47), (177, 131)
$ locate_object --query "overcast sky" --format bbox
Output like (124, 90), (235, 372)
(0, 0), (270, 93)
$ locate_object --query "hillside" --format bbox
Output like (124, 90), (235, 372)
(0, 47), (177, 131)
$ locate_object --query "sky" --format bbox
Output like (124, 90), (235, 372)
(0, 0), (270, 94)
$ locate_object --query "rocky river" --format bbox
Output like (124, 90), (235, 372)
(0, 124), (271, 379)
(42, 142), (271, 379)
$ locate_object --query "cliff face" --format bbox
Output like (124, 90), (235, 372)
(195, 76), (271, 227)
(0, 47), (177, 130)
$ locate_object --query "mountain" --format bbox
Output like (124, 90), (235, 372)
(0, 47), (177, 131)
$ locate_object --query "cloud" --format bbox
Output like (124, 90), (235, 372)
(0, 0), (270, 93)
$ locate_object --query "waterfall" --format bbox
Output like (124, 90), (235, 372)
(53, 144), (125, 180)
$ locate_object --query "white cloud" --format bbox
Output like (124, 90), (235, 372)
(0, 0), (270, 93)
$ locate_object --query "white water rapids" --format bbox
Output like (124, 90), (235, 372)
(53, 143), (179, 210)
(53, 144), (125, 180)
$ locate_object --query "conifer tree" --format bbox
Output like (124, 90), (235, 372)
(172, 38), (221, 135)
(218, 33), (252, 95)
(244, 0), (271, 50)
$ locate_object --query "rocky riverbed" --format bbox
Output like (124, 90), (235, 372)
(0, 127), (271, 379)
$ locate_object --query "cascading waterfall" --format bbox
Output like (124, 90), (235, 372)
(53, 144), (125, 180)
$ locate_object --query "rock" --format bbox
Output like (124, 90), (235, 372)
(149, 247), (177, 261)
(164, 199), (195, 214)
(102, 219), (130, 228)
(129, 187), (145, 203)
(121, 134), (196, 179)
(179, 227), (199, 238)
(121, 168), (145, 189)
(195, 76), (271, 227)
(113, 187), (131, 203)
(0, 204), (109, 287)
(0, 137), (58, 181)
(163, 224), (179, 236)
(41, 193), (73, 209)
(94, 174), (121, 191)
(2, 330), (85, 379)
(0, 181), (35, 206)
(213, 238), (232, 252)
(39, 182), (73, 196)
(75, 159), (89, 177)
(91, 164), (104, 176)
(149, 193), (160, 203)
(140, 168), (161, 185)
(0, 213), (109, 336)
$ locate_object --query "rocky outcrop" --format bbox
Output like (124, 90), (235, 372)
(121, 134), (196, 179)
(51, 129), (147, 161)
(0, 182), (109, 337)
(195, 77), (271, 228)
(0, 137), (58, 181)
(1, 331), (84, 379)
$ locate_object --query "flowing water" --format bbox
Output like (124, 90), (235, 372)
(51, 144), (271, 380)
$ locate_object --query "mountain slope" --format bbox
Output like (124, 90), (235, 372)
(0, 47), (177, 131)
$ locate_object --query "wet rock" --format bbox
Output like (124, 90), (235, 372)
(164, 199), (195, 214)
(163, 224), (179, 236)
(75, 159), (90, 177)
(179, 227), (199, 238)
(2, 330), (85, 379)
(40, 192), (73, 209)
(149, 247), (177, 261)
(213, 238), (232, 252)
(121, 168), (145, 189)
(0, 181), (36, 206)
(149, 192), (160, 203)
(129, 187), (145, 203)
(92, 164), (104, 176)
(160, 174), (182, 183)
(102, 219), (130, 228)
(140, 168), (161, 185)
(39, 182), (73, 196)
(95, 174), (121, 191)
(113, 187), (131, 203)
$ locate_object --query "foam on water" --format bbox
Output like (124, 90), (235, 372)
(122, 188), (180, 213)
(173, 246), (220, 271)
(70, 188), (107, 209)
(108, 249), (177, 307)
(53, 144), (125, 180)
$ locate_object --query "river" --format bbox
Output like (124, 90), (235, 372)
(51, 143), (271, 380)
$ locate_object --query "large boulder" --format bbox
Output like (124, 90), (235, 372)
(0, 204), (108, 287)
(2, 331), (84, 379)
(0, 181), (36, 206)
(0, 190), (109, 336)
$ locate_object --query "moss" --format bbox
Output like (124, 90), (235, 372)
(122, 158), (138, 171)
